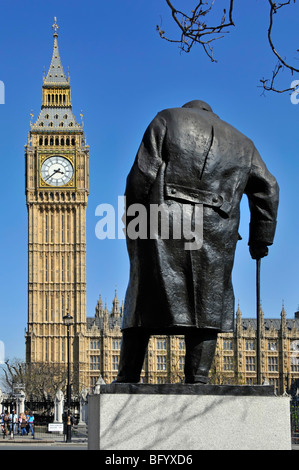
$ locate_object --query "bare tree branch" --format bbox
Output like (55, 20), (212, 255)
(157, 0), (235, 61)
(159, 0), (299, 94)
(260, 0), (299, 93)
(0, 359), (76, 399)
(259, 62), (298, 94)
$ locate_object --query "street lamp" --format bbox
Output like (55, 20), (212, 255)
(10, 379), (14, 440)
(63, 312), (73, 443)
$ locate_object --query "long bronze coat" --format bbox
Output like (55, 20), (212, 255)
(122, 101), (279, 333)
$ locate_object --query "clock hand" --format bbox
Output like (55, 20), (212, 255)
(44, 168), (64, 181)
(44, 170), (58, 182)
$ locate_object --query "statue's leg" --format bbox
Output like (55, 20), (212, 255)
(184, 329), (218, 384)
(114, 328), (150, 383)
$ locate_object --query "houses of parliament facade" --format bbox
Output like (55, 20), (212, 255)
(24, 19), (299, 397)
(91, 296), (299, 396)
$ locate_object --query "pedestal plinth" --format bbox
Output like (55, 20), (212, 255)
(88, 384), (291, 450)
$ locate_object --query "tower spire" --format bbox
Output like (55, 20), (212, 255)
(112, 289), (121, 317)
(31, 19), (82, 131)
(44, 17), (68, 86)
(95, 294), (103, 318)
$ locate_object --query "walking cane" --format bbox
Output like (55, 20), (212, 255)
(256, 258), (261, 385)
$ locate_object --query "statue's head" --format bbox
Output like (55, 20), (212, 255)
(182, 100), (213, 112)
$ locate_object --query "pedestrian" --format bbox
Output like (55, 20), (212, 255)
(24, 410), (29, 434)
(18, 413), (22, 434)
(28, 412), (34, 437)
(3, 411), (10, 437)
(1, 413), (5, 439)
(20, 413), (28, 436)
(9, 410), (17, 435)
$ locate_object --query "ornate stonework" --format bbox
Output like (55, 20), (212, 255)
(91, 300), (299, 395)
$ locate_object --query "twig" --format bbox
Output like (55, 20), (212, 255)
(157, 0), (235, 61)
(260, 0), (299, 93)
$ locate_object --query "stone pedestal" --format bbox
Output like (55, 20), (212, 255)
(88, 384), (292, 450)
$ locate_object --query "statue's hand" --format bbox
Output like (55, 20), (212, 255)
(249, 244), (269, 260)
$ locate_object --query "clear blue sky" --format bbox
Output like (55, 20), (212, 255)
(0, 0), (298, 361)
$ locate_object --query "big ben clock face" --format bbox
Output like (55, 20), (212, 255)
(41, 156), (73, 187)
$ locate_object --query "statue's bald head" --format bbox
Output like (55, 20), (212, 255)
(182, 100), (213, 112)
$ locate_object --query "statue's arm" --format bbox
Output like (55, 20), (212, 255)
(244, 146), (279, 259)
(125, 115), (167, 206)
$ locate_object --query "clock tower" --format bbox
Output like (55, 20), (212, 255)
(25, 18), (89, 392)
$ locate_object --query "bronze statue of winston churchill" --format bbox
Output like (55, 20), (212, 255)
(115, 100), (279, 384)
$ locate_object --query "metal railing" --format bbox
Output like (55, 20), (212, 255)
(2, 421), (88, 443)
(291, 401), (299, 445)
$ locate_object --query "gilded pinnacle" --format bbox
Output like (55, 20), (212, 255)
(52, 17), (59, 37)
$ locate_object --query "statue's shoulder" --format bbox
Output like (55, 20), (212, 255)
(209, 114), (255, 150)
(156, 107), (211, 128)
(153, 107), (255, 151)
